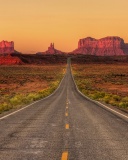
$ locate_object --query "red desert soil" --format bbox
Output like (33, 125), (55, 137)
(0, 65), (66, 104)
(72, 63), (128, 97)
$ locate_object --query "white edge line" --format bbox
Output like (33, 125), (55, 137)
(70, 63), (128, 121)
(0, 66), (68, 121)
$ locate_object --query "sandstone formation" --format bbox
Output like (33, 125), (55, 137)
(0, 55), (23, 65)
(73, 36), (128, 56)
(37, 43), (63, 55)
(0, 40), (14, 54)
(46, 43), (56, 54)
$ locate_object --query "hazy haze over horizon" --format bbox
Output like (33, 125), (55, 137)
(0, 0), (128, 53)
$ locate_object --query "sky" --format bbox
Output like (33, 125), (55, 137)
(0, 0), (128, 53)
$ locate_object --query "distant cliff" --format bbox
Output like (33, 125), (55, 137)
(73, 36), (128, 56)
(0, 40), (14, 54)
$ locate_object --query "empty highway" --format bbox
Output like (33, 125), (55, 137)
(0, 62), (128, 160)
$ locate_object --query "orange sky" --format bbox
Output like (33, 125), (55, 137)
(0, 0), (128, 53)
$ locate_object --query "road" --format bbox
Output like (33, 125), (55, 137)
(0, 62), (128, 160)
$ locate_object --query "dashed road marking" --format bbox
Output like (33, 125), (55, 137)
(61, 151), (68, 160)
(65, 124), (69, 129)
(63, 95), (69, 159)
(65, 112), (68, 117)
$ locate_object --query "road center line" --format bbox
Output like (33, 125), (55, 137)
(65, 124), (69, 129)
(61, 151), (68, 160)
(65, 112), (68, 116)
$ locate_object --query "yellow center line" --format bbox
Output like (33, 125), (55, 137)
(61, 151), (68, 160)
(65, 124), (69, 129)
(65, 112), (68, 117)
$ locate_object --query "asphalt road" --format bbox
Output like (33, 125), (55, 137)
(0, 62), (128, 160)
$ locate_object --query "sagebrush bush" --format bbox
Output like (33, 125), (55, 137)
(10, 95), (23, 106)
(122, 97), (128, 102)
(119, 102), (128, 108)
(112, 95), (121, 101)
(102, 95), (111, 103)
(0, 102), (12, 113)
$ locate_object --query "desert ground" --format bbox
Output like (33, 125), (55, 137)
(0, 64), (66, 113)
(1, 60), (128, 114)
(72, 63), (128, 110)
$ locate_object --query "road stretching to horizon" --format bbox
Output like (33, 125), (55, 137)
(0, 61), (128, 160)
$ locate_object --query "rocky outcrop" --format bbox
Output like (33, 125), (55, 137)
(37, 43), (63, 55)
(46, 43), (56, 54)
(0, 55), (23, 65)
(0, 40), (14, 54)
(73, 36), (128, 56)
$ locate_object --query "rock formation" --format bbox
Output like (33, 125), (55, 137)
(0, 55), (23, 65)
(46, 43), (56, 54)
(46, 43), (64, 54)
(0, 40), (14, 54)
(37, 43), (63, 55)
(73, 36), (128, 56)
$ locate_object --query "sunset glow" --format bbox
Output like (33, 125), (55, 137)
(1, 0), (128, 53)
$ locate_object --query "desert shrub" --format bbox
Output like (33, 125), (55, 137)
(112, 95), (121, 101)
(26, 93), (37, 102)
(21, 96), (31, 104)
(118, 97), (128, 109)
(81, 89), (89, 95)
(97, 92), (106, 98)
(76, 79), (92, 91)
(41, 89), (51, 96)
(119, 102), (128, 108)
(0, 102), (12, 113)
(122, 97), (128, 102)
(109, 99), (118, 106)
(102, 95), (112, 103)
(10, 94), (23, 106)
(89, 91), (106, 100)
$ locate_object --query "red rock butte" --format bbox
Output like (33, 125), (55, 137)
(46, 43), (56, 54)
(73, 36), (128, 56)
(0, 40), (14, 54)
(1, 37), (128, 56)
(36, 43), (63, 55)
(45, 43), (63, 54)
